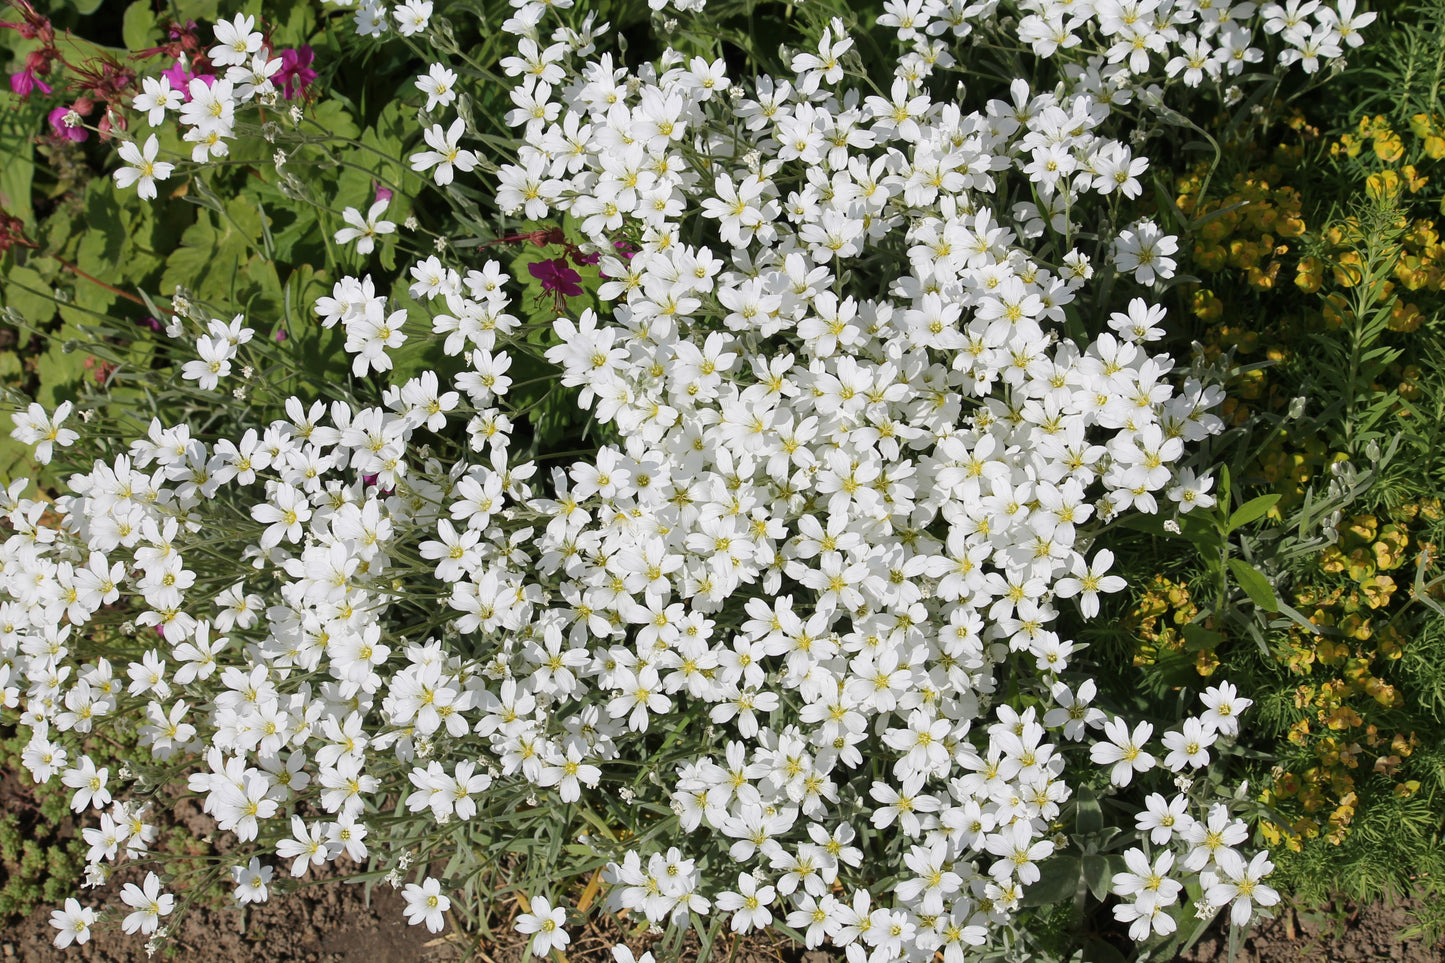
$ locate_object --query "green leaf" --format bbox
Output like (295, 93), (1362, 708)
(35, 337), (89, 409)
(309, 99), (361, 140)
(2, 264), (57, 327)
(0, 350), (21, 382)
(1182, 623), (1223, 652)
(1082, 852), (1113, 902)
(0, 101), (40, 228)
(1228, 558), (1279, 612)
(0, 435), (36, 488)
(171, 0), (220, 21)
(1022, 856), (1078, 907)
(1079, 938), (1130, 963)
(1228, 493), (1281, 531)
(122, 0), (158, 49)
(1073, 787), (1102, 836)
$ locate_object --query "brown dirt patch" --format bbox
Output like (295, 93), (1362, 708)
(1182, 897), (1445, 963)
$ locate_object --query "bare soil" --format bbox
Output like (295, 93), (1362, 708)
(1181, 898), (1445, 963)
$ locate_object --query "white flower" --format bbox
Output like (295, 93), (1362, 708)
(1206, 850), (1280, 927)
(1199, 681), (1252, 736)
(1114, 221), (1179, 285)
(251, 483), (313, 549)
(275, 814), (332, 877)
(120, 872), (174, 935)
(1089, 718), (1156, 786)
(132, 75), (183, 126)
(1169, 468), (1217, 512)
(402, 877), (451, 933)
(1136, 792), (1195, 845)
(1111, 848), (1183, 910)
(210, 14), (263, 67)
(416, 63), (459, 111)
(410, 118), (480, 186)
(1043, 679), (1106, 741)
(50, 899), (96, 948)
(113, 134), (175, 201)
(515, 896), (570, 956)
(334, 199), (397, 255)
(715, 874), (775, 933)
(179, 76), (236, 133)
(1161, 716), (1218, 770)
(180, 335), (236, 391)
(1054, 549), (1128, 618)
(11, 400), (78, 464)
(231, 857), (274, 904)
(393, 0), (433, 35)
(61, 757), (110, 811)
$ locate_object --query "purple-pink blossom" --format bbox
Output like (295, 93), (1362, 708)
(160, 60), (214, 100)
(528, 258), (583, 299)
(48, 105), (86, 142)
(9, 67), (50, 97)
(276, 46), (317, 101)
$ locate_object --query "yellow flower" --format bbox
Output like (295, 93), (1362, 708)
(1373, 132), (1404, 162)
(1295, 256), (1325, 293)
(1365, 169), (1400, 201)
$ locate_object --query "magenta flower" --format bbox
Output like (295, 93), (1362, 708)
(160, 60), (214, 100)
(48, 106), (86, 142)
(276, 46), (317, 101)
(528, 258), (583, 299)
(9, 68), (50, 97)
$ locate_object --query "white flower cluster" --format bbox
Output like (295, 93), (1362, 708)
(119, 14), (275, 191)
(10, 0), (1368, 955)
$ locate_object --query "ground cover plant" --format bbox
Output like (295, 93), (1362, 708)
(2, 0), (1439, 961)
(1108, 0), (1445, 937)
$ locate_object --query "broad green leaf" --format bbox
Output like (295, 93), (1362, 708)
(1182, 623), (1223, 651)
(1229, 493), (1281, 531)
(0, 350), (21, 382)
(122, 0), (158, 49)
(1021, 856), (1078, 907)
(35, 337), (89, 408)
(161, 209), (255, 304)
(1073, 787), (1103, 836)
(2, 264), (57, 328)
(1079, 938), (1130, 963)
(1082, 852), (1113, 901)
(1228, 558), (1279, 612)
(0, 100), (40, 228)
(309, 99), (361, 140)
(0, 434), (36, 488)
(171, 0), (220, 22)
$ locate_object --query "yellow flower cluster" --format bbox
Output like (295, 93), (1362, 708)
(1170, 111), (1441, 519)
(1127, 502), (1441, 850)
(1264, 508), (1429, 849)
(1178, 169), (1307, 292)
(1126, 575), (1218, 676)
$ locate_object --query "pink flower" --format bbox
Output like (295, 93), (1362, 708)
(161, 60), (214, 100)
(9, 68), (50, 97)
(528, 258), (582, 299)
(48, 106), (87, 142)
(276, 46), (317, 101)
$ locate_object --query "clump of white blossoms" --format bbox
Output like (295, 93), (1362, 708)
(4, 0), (1367, 956)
